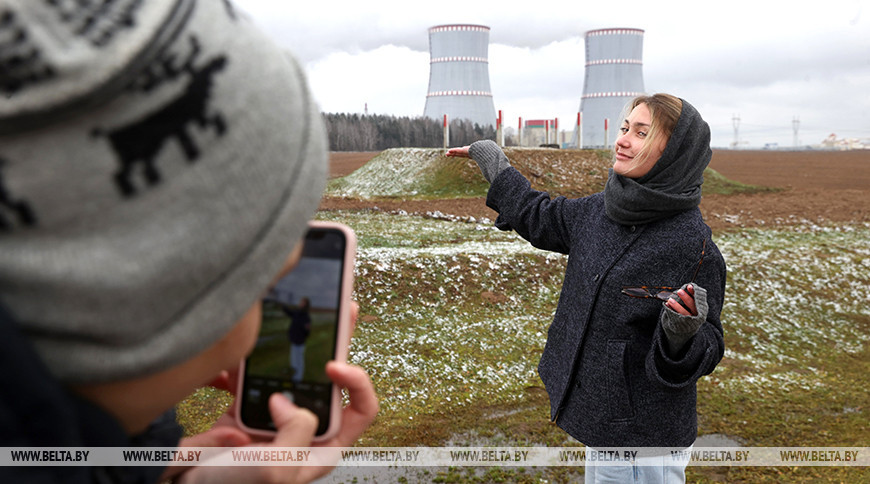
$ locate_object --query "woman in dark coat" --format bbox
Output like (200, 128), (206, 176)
(285, 297), (311, 382)
(448, 94), (726, 483)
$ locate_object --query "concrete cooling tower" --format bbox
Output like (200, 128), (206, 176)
(579, 28), (645, 148)
(423, 24), (496, 128)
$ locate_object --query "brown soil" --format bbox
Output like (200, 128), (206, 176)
(324, 150), (870, 231)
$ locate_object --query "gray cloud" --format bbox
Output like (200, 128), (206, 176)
(237, 0), (870, 148)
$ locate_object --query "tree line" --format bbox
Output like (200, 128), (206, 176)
(321, 113), (501, 151)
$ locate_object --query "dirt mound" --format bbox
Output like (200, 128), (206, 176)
(326, 147), (613, 200)
(324, 149), (870, 231)
(326, 148), (486, 200)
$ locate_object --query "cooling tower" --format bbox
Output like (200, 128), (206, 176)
(579, 28), (645, 148)
(423, 24), (496, 128)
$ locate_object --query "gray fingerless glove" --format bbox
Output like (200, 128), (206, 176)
(468, 140), (511, 183)
(660, 283), (708, 355)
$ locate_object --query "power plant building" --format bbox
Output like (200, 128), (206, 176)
(523, 119), (556, 147)
(423, 24), (497, 128)
(578, 28), (645, 148)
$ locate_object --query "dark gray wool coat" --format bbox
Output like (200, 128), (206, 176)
(486, 167), (726, 448)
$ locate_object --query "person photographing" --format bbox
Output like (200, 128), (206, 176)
(0, 2), (377, 482)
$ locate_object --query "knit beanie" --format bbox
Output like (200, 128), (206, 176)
(0, 0), (328, 383)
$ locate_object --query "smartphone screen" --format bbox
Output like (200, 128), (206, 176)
(238, 223), (352, 437)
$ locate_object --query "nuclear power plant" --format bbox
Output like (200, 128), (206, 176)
(578, 28), (646, 148)
(423, 24), (497, 129)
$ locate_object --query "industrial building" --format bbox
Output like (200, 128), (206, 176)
(521, 119), (557, 147)
(423, 24), (497, 129)
(578, 28), (646, 148)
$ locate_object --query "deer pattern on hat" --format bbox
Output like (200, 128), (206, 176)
(0, 1), (239, 233)
(92, 36), (229, 197)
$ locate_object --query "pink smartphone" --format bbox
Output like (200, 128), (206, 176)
(236, 221), (356, 441)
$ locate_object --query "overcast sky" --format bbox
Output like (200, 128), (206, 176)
(235, 0), (869, 148)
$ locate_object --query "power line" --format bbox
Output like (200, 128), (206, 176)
(732, 114), (740, 148)
(792, 116), (800, 147)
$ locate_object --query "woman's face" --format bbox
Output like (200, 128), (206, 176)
(613, 103), (666, 178)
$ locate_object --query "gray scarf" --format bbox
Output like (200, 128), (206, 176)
(604, 99), (712, 225)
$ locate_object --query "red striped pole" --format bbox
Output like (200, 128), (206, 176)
(518, 117), (523, 147)
(443, 114), (449, 148)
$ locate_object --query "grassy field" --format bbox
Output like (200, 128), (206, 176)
(178, 211), (869, 483)
(178, 150), (868, 482)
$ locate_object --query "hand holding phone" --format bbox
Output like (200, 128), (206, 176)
(169, 359), (378, 484)
(237, 221), (356, 441)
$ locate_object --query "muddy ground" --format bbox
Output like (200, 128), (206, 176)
(324, 149), (869, 231)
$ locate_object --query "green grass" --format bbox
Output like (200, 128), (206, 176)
(176, 386), (233, 436)
(703, 167), (780, 195)
(178, 212), (870, 482)
(259, 211), (870, 482)
(177, 156), (867, 482)
(246, 305), (336, 382)
(691, 224), (870, 483)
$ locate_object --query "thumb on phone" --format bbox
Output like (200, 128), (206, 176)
(270, 392), (319, 445)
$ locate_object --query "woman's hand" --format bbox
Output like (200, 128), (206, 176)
(665, 284), (698, 316)
(446, 146), (471, 158)
(449, 140), (511, 183)
(660, 283), (709, 355)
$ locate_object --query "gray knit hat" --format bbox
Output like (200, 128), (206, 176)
(0, 0), (328, 383)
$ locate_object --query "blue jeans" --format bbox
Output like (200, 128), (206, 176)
(289, 343), (306, 382)
(584, 446), (691, 484)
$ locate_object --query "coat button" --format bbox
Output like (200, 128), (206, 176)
(630, 225), (636, 232)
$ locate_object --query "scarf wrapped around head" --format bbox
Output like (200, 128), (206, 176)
(604, 98), (712, 225)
